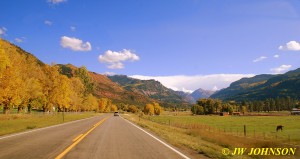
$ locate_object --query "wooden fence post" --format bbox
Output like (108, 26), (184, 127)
(244, 125), (246, 137)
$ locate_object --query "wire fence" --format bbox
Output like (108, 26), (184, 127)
(141, 116), (300, 147)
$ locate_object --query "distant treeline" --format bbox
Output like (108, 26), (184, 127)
(191, 97), (300, 115)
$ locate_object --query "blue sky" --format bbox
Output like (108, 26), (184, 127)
(1, 0), (300, 92)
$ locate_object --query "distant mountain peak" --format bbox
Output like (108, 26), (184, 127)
(108, 75), (189, 105)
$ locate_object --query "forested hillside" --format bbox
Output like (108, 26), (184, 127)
(108, 75), (189, 105)
(211, 69), (300, 101)
(58, 64), (154, 106)
(0, 39), (153, 114)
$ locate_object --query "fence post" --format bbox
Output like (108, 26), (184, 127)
(63, 108), (65, 122)
(244, 125), (246, 137)
(169, 119), (170, 125)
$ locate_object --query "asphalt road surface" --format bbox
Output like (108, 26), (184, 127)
(0, 114), (190, 159)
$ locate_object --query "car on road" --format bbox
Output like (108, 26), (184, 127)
(114, 112), (119, 116)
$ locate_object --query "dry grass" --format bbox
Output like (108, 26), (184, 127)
(0, 112), (100, 136)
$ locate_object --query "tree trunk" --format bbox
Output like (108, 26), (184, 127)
(3, 106), (9, 114)
(27, 104), (32, 114)
(17, 106), (22, 113)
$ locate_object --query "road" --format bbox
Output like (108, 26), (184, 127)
(0, 114), (190, 159)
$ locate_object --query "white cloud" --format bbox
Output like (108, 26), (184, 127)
(44, 20), (53, 26)
(0, 27), (7, 36)
(98, 49), (139, 69)
(273, 54), (279, 58)
(130, 74), (255, 92)
(182, 88), (193, 93)
(270, 65), (292, 74)
(60, 36), (92, 51)
(48, 0), (67, 4)
(253, 56), (267, 62)
(279, 41), (300, 51)
(108, 62), (124, 69)
(103, 72), (116, 76)
(70, 26), (76, 31)
(15, 38), (23, 43)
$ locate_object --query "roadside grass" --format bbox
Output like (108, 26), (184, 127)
(0, 112), (100, 136)
(124, 113), (300, 159)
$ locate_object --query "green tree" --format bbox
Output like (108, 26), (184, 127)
(191, 105), (204, 115)
(75, 66), (94, 95)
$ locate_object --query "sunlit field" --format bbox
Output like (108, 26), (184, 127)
(0, 112), (100, 136)
(124, 112), (300, 159)
(148, 113), (300, 143)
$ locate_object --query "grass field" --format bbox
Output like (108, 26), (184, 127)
(124, 112), (300, 159)
(146, 113), (300, 144)
(0, 112), (100, 136)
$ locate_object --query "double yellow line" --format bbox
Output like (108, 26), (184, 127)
(55, 116), (110, 159)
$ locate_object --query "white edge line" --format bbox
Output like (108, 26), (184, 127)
(0, 116), (99, 140)
(120, 116), (190, 159)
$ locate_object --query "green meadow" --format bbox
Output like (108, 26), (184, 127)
(146, 114), (300, 143)
(125, 112), (300, 159)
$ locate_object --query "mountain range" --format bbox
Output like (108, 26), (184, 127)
(211, 68), (300, 101)
(2, 38), (300, 106)
(108, 75), (216, 104)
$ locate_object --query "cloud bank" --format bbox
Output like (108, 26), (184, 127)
(98, 49), (139, 69)
(60, 36), (92, 51)
(130, 74), (255, 92)
(279, 41), (300, 51)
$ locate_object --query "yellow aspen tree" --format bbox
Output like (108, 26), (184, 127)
(69, 77), (84, 111)
(153, 102), (162, 115)
(41, 65), (61, 112)
(98, 98), (108, 112)
(143, 103), (154, 115)
(56, 75), (72, 112)
(110, 104), (118, 112)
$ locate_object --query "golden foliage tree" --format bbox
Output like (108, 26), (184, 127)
(153, 102), (163, 115)
(69, 77), (84, 111)
(82, 94), (98, 111)
(143, 103), (154, 115)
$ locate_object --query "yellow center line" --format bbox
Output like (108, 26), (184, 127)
(72, 134), (83, 142)
(55, 116), (110, 159)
